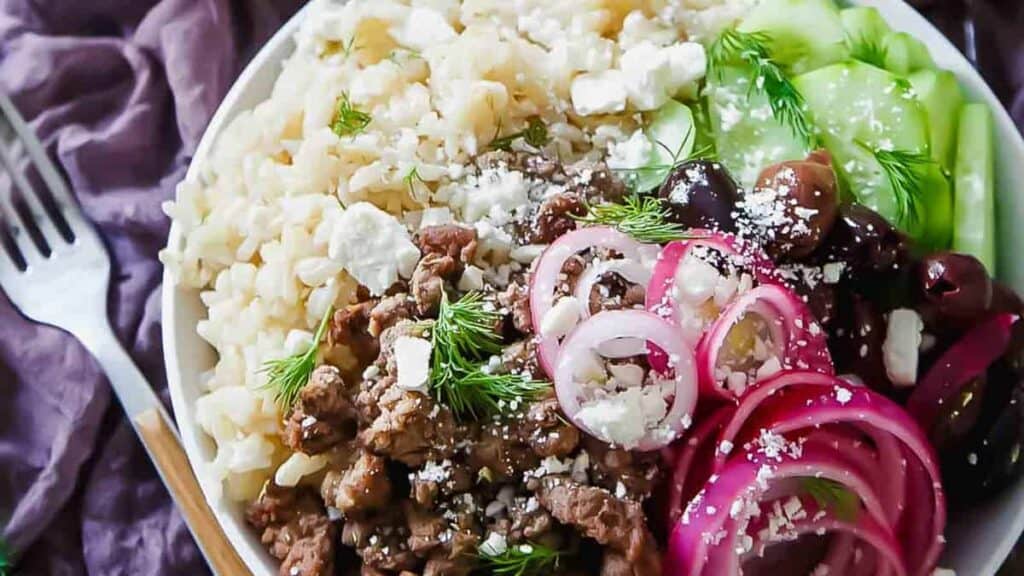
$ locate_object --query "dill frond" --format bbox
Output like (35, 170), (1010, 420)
(479, 542), (562, 576)
(848, 34), (888, 69)
(430, 292), (548, 419)
(709, 29), (814, 147)
(490, 117), (550, 151)
(331, 93), (372, 138)
(855, 140), (934, 228)
(575, 194), (692, 244)
(261, 306), (334, 409)
(404, 166), (429, 199)
(801, 477), (860, 522)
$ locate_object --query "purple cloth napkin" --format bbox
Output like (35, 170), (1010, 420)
(0, 1), (1020, 575)
(0, 1), (298, 574)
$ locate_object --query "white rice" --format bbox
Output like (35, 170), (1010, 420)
(161, 0), (754, 502)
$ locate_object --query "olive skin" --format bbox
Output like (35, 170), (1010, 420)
(752, 150), (840, 260)
(919, 252), (993, 320)
(658, 160), (740, 232)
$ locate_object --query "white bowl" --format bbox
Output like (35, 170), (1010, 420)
(161, 1), (1024, 574)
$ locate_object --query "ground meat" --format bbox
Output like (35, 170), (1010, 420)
(522, 396), (580, 458)
(582, 437), (662, 499)
(536, 476), (661, 574)
(361, 381), (460, 467)
(587, 273), (647, 315)
(602, 551), (658, 576)
(329, 302), (380, 370)
(506, 496), (555, 541)
(376, 320), (426, 377)
(501, 340), (543, 380)
(468, 420), (539, 482)
(411, 461), (474, 507)
(423, 552), (475, 576)
(529, 192), (586, 244)
(342, 509), (418, 573)
(567, 162), (629, 205)
(282, 366), (358, 455)
(368, 294), (417, 337)
(415, 225), (478, 264)
(498, 279), (533, 335)
(245, 485), (335, 576)
(411, 253), (459, 316)
(321, 451), (392, 514)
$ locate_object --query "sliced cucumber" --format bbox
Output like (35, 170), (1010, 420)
(794, 61), (932, 233)
(707, 66), (810, 189)
(634, 100), (697, 192)
(953, 104), (997, 272)
(909, 69), (965, 171)
(737, 0), (849, 74)
(917, 163), (954, 251)
(840, 7), (891, 68)
(883, 32), (935, 76)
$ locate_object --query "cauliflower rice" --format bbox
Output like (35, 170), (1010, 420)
(161, 0), (755, 502)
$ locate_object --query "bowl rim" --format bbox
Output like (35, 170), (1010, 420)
(161, 1), (1024, 574)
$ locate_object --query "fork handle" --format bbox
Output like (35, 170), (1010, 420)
(77, 325), (251, 576)
(134, 409), (251, 576)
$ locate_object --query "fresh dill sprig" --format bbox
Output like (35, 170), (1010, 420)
(855, 140), (934, 227)
(848, 34), (888, 69)
(261, 306), (334, 409)
(341, 35), (361, 59)
(431, 292), (548, 419)
(709, 29), (814, 147)
(404, 166), (428, 198)
(490, 117), (550, 152)
(575, 194), (692, 244)
(801, 477), (860, 522)
(387, 47), (421, 63)
(331, 93), (372, 138)
(479, 542), (562, 576)
(612, 140), (716, 193)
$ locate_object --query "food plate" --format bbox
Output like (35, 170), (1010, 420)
(161, 1), (1024, 574)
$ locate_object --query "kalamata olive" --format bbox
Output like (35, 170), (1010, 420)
(828, 292), (892, 393)
(658, 160), (740, 232)
(749, 150), (839, 260)
(929, 375), (989, 454)
(816, 203), (912, 277)
(918, 252), (993, 320)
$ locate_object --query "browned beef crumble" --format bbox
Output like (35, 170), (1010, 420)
(247, 154), (663, 576)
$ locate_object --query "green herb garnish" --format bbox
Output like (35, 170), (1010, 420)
(404, 166), (428, 199)
(490, 117), (550, 152)
(855, 140), (934, 227)
(612, 133), (716, 194)
(341, 35), (361, 59)
(848, 35), (888, 69)
(0, 536), (10, 576)
(575, 194), (692, 244)
(331, 93), (372, 138)
(709, 29), (814, 147)
(479, 542), (562, 576)
(430, 292), (548, 419)
(261, 306), (334, 409)
(801, 477), (860, 521)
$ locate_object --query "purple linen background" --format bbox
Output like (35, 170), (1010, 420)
(0, 0), (1019, 575)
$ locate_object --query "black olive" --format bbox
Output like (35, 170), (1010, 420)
(816, 203), (912, 278)
(918, 252), (993, 320)
(929, 375), (989, 454)
(827, 292), (892, 393)
(751, 150), (840, 260)
(658, 160), (740, 232)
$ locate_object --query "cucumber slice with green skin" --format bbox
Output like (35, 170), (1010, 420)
(632, 100), (696, 193)
(840, 7), (891, 68)
(910, 69), (965, 171)
(707, 66), (810, 189)
(954, 104), (997, 272)
(794, 61), (936, 238)
(883, 32), (935, 76)
(917, 162), (954, 251)
(737, 0), (849, 74)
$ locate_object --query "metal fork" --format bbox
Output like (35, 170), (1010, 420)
(0, 93), (249, 576)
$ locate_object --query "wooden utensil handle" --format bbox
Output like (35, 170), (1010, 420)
(135, 408), (251, 576)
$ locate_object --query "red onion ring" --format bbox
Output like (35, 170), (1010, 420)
(696, 284), (833, 400)
(530, 226), (658, 377)
(574, 258), (654, 320)
(553, 309), (698, 451)
(907, 312), (1019, 432)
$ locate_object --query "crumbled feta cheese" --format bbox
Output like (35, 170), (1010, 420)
(822, 262), (845, 284)
(575, 386), (669, 449)
(419, 207), (454, 229)
(883, 308), (924, 387)
(931, 569), (956, 576)
(756, 356), (783, 380)
(329, 202), (420, 295)
(389, 7), (456, 51)
(608, 363), (645, 388)
(571, 70), (628, 116)
(541, 296), (582, 338)
(460, 168), (529, 225)
(283, 329), (314, 356)
(395, 336), (432, 393)
(619, 41), (706, 111)
(480, 532), (508, 557)
(835, 387), (853, 405)
(674, 254), (721, 305)
(606, 130), (653, 171)
(509, 244), (547, 264)
(457, 265), (485, 291)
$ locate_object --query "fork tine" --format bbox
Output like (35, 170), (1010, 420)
(0, 140), (64, 249)
(0, 181), (40, 264)
(0, 92), (89, 237)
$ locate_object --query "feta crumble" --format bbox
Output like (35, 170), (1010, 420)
(394, 336), (433, 394)
(329, 202), (420, 296)
(882, 308), (924, 387)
